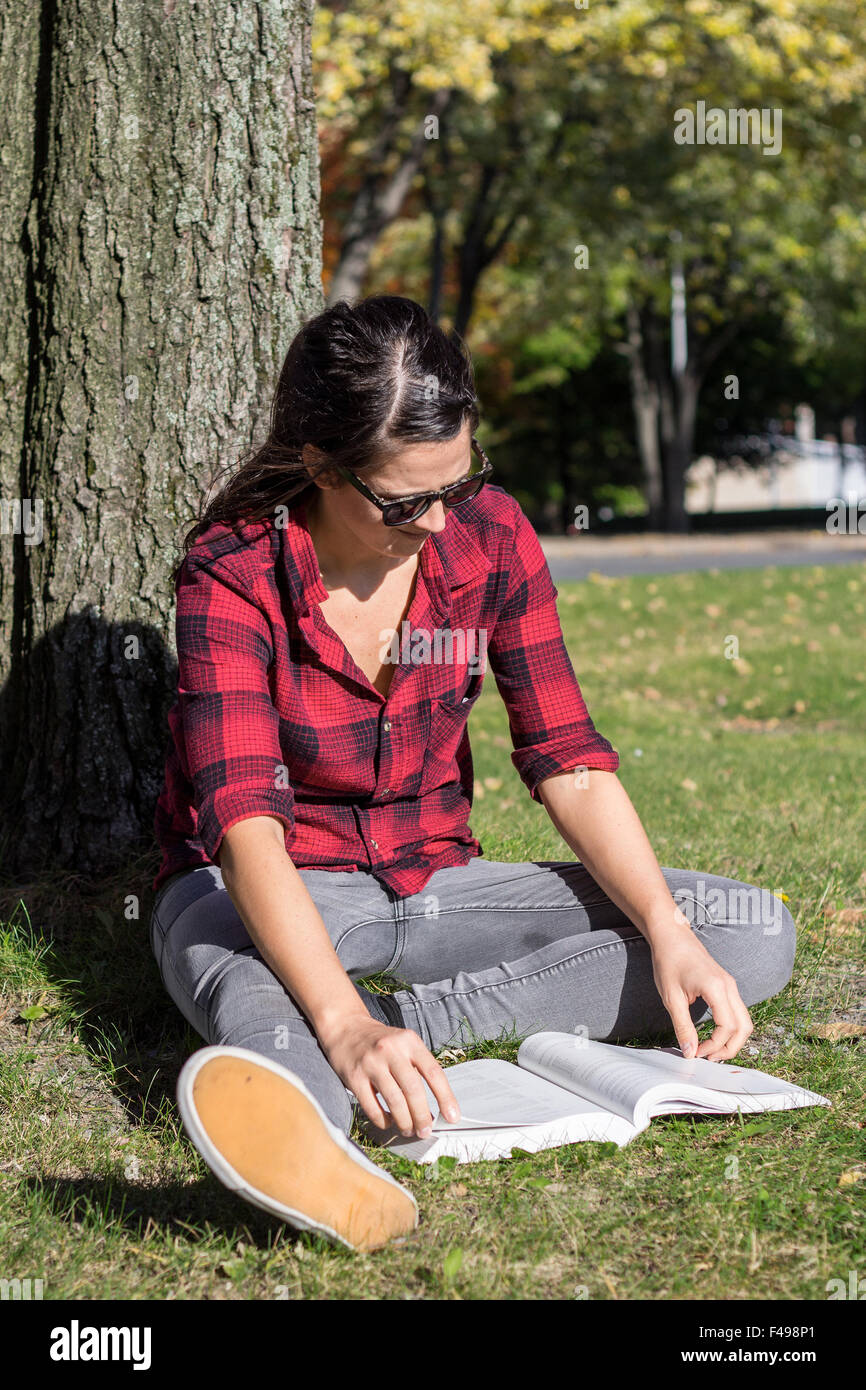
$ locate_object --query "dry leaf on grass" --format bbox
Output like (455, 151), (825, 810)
(819, 907), (865, 939)
(806, 1022), (866, 1040)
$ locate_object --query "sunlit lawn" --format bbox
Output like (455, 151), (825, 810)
(0, 560), (863, 1299)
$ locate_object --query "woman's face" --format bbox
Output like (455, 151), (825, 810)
(304, 419), (475, 563)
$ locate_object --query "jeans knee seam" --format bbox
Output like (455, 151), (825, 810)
(411, 932), (648, 1007)
(401, 899), (611, 924)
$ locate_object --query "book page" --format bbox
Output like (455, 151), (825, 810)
(516, 1033), (831, 1123)
(362, 1109), (639, 1163)
(631, 1045), (829, 1100)
(516, 1034), (679, 1122)
(378, 1058), (616, 1129)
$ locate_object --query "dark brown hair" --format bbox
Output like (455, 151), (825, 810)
(172, 294), (480, 582)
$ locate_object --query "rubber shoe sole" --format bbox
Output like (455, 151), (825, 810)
(176, 1045), (419, 1253)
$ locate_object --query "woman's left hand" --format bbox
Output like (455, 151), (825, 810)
(649, 922), (753, 1062)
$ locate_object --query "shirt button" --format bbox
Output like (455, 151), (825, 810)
(370, 839), (378, 848)
(381, 788), (390, 796)
(383, 721), (391, 731)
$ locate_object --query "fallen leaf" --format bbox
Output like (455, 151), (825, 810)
(18, 1005), (50, 1022)
(807, 1022), (866, 1040)
(819, 907), (864, 939)
(680, 778), (698, 792)
(838, 1170), (866, 1188)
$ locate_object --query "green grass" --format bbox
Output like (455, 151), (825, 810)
(0, 560), (863, 1300)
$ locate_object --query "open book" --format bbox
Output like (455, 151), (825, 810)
(359, 1033), (831, 1164)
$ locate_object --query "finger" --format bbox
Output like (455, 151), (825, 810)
(351, 1077), (390, 1131)
(413, 1049), (461, 1122)
(369, 1071), (415, 1136)
(705, 988), (753, 1062)
(663, 989), (700, 1058)
(387, 1059), (437, 1136)
(714, 988), (753, 1059)
(695, 980), (740, 1060)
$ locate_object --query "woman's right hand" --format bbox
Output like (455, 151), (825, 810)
(319, 1015), (461, 1139)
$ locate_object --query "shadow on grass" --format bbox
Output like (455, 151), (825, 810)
(20, 1173), (359, 1256)
(0, 858), (199, 1130)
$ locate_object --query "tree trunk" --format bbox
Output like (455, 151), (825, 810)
(621, 303), (664, 529)
(664, 369), (701, 532)
(422, 108), (454, 325)
(426, 194), (446, 323)
(326, 85), (452, 306)
(0, 6), (41, 685)
(645, 308), (697, 532)
(0, 0), (322, 880)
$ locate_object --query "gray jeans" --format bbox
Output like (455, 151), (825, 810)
(149, 858), (796, 1135)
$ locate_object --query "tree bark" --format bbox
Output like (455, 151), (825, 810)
(0, 5), (41, 685)
(664, 368), (701, 532)
(453, 162), (527, 340)
(620, 302), (664, 529)
(0, 0), (323, 879)
(421, 102), (454, 323)
(644, 308), (696, 532)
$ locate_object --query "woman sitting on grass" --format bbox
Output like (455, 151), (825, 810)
(149, 293), (795, 1253)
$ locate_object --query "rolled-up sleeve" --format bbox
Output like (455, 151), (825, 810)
(487, 500), (620, 801)
(175, 556), (295, 862)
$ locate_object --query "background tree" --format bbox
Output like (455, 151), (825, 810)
(315, 0), (596, 316)
(315, 0), (866, 530)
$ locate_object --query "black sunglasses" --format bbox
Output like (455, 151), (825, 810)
(332, 437), (494, 526)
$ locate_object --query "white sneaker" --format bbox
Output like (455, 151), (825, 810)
(176, 1045), (419, 1253)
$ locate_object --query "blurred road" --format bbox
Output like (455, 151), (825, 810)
(539, 528), (866, 581)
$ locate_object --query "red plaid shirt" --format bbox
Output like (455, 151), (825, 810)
(152, 484), (619, 898)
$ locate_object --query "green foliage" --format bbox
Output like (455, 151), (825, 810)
(315, 1), (866, 520)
